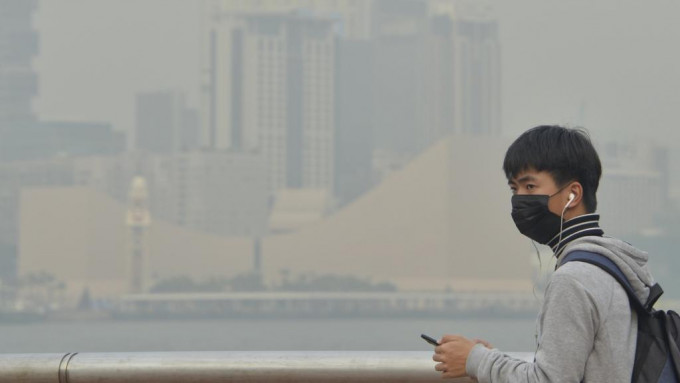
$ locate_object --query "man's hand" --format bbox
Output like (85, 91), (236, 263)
(432, 335), (487, 379)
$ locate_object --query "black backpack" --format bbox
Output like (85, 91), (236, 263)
(562, 251), (680, 383)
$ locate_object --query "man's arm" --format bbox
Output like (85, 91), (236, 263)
(435, 271), (599, 382)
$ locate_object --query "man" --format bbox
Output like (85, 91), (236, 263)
(433, 125), (656, 382)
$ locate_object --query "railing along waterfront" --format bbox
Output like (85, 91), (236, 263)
(0, 351), (533, 382)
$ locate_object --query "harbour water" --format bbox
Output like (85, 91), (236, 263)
(0, 317), (536, 354)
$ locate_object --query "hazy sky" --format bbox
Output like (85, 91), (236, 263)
(34, 0), (680, 153)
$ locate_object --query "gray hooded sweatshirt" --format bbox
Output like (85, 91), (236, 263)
(466, 236), (655, 382)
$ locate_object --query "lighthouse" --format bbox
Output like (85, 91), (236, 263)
(126, 176), (151, 294)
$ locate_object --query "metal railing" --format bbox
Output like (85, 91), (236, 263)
(0, 351), (533, 382)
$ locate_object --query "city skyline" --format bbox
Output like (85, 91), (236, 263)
(26, 0), (680, 198)
(2, 0), (680, 360)
(1, 0), (679, 302)
(29, 1), (680, 141)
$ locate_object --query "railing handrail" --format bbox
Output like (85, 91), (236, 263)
(0, 351), (533, 383)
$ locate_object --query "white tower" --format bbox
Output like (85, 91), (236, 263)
(126, 176), (151, 294)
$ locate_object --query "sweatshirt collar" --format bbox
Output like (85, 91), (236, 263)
(547, 213), (604, 258)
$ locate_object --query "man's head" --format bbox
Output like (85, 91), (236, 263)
(504, 125), (602, 220)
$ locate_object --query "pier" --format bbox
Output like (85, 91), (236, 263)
(114, 291), (539, 319)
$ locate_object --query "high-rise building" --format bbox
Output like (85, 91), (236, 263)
(370, 1), (501, 149)
(334, 39), (374, 206)
(370, 0), (454, 157)
(204, 11), (336, 192)
(0, 0), (39, 130)
(203, 0), (371, 39)
(204, 0), (501, 202)
(451, 7), (501, 136)
(135, 91), (200, 154)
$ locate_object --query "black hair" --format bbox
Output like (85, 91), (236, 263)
(503, 125), (602, 212)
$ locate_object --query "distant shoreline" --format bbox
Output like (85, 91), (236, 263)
(32, 290), (542, 322)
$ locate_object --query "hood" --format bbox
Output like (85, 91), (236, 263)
(557, 236), (655, 305)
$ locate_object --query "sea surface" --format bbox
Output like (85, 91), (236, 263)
(0, 317), (537, 354)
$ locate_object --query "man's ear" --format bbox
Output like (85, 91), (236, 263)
(567, 182), (584, 209)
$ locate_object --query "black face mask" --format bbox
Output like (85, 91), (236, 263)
(511, 194), (563, 245)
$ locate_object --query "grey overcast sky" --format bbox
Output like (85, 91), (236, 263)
(34, 0), (680, 148)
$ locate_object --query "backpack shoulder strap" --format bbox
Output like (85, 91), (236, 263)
(561, 250), (653, 313)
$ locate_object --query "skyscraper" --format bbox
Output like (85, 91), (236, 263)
(0, 0), (39, 130)
(370, 0), (455, 156)
(203, 0), (501, 201)
(452, 10), (501, 136)
(334, 39), (374, 206)
(204, 0), (371, 39)
(204, 11), (336, 192)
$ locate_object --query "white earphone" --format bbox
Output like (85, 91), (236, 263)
(564, 192), (576, 209)
(557, 192), (578, 249)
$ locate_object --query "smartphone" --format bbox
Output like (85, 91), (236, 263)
(421, 333), (439, 346)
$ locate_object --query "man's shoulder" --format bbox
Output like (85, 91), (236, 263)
(554, 260), (607, 280)
(551, 261), (621, 296)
